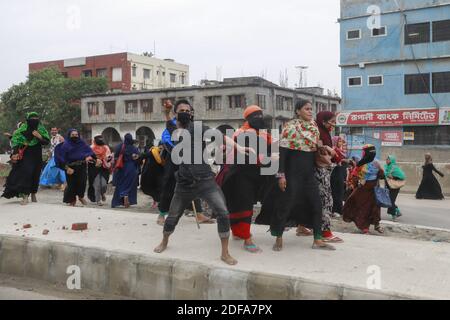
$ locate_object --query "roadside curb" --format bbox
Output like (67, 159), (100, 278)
(0, 234), (429, 300)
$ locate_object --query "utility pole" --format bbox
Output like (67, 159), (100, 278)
(296, 66), (308, 88)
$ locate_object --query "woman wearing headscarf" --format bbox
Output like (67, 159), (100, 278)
(330, 136), (348, 217)
(256, 99), (335, 251)
(314, 111), (343, 243)
(88, 135), (113, 206)
(111, 133), (140, 208)
(2, 112), (50, 205)
(140, 143), (165, 208)
(55, 129), (95, 206)
(220, 105), (274, 253)
(416, 153), (445, 200)
(384, 155), (406, 220)
(342, 144), (385, 234)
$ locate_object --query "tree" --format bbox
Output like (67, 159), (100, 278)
(0, 67), (108, 147)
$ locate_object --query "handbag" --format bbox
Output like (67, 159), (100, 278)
(386, 177), (406, 190)
(113, 144), (126, 171)
(374, 179), (392, 208)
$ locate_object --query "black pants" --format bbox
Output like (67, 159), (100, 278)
(387, 187), (400, 216)
(64, 164), (87, 204)
(163, 178), (230, 239)
(158, 157), (203, 214)
(331, 165), (346, 215)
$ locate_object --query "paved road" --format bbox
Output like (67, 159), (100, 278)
(381, 193), (450, 230)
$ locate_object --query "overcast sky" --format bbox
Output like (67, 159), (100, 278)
(0, 0), (341, 94)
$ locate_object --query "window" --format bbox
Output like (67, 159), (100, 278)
(228, 95), (246, 109)
(125, 100), (138, 114)
(404, 126), (450, 146)
(405, 73), (430, 94)
(140, 99), (154, 113)
(87, 102), (99, 117)
(132, 65), (137, 77)
(257, 94), (267, 109)
(433, 19), (450, 42)
(285, 97), (293, 111)
(143, 69), (151, 80)
(170, 73), (176, 83)
(432, 72), (450, 93)
(112, 67), (122, 82)
(348, 77), (362, 87)
(206, 96), (222, 111)
(96, 68), (107, 78)
(104, 101), (116, 115)
(347, 29), (361, 40)
(82, 70), (92, 77)
(276, 96), (284, 110)
(372, 26), (387, 37)
(181, 73), (186, 85)
(368, 75), (383, 86)
(316, 102), (328, 113)
(405, 22), (430, 44)
(331, 104), (337, 113)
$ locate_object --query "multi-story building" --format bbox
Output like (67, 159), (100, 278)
(80, 76), (341, 146)
(339, 0), (450, 147)
(29, 52), (189, 92)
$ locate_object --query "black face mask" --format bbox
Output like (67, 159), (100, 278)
(177, 112), (192, 126)
(248, 117), (266, 130)
(94, 137), (105, 146)
(70, 137), (80, 143)
(27, 119), (40, 131)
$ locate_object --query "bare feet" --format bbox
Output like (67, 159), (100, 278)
(197, 213), (215, 224)
(273, 238), (283, 252)
(312, 240), (336, 251)
(154, 239), (168, 253)
(157, 215), (165, 226)
(20, 195), (29, 206)
(221, 254), (238, 266)
(79, 197), (88, 206)
(124, 196), (130, 208)
(31, 193), (37, 203)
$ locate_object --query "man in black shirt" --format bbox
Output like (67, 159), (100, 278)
(154, 100), (251, 265)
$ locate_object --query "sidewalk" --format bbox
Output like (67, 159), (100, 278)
(1, 198), (450, 299)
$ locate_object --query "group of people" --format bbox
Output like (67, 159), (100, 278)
(1, 100), (446, 265)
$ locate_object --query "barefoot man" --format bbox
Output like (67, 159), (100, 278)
(154, 99), (252, 265)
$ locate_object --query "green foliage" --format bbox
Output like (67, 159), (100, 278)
(0, 67), (108, 152)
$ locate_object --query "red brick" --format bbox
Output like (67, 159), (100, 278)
(72, 223), (88, 231)
(23, 224), (32, 229)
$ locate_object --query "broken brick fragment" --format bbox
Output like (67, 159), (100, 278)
(23, 224), (32, 229)
(42, 229), (49, 235)
(72, 223), (88, 231)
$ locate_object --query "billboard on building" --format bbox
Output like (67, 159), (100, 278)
(440, 108), (450, 125)
(381, 131), (403, 147)
(336, 109), (439, 127)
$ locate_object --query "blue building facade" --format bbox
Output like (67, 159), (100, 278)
(339, 0), (450, 146)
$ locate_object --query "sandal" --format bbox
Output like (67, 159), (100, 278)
(244, 244), (262, 253)
(296, 227), (313, 237)
(361, 228), (369, 235)
(322, 235), (344, 243)
(312, 243), (336, 251)
(375, 226), (384, 234)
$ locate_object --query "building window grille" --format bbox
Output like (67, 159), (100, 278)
(96, 68), (107, 78)
(257, 94), (267, 109)
(405, 22), (430, 44)
(87, 102), (99, 116)
(368, 75), (383, 86)
(125, 100), (138, 114)
(228, 95), (246, 109)
(140, 99), (154, 113)
(206, 96), (222, 110)
(104, 101), (116, 115)
(372, 26), (386, 37)
(348, 77), (362, 87)
(143, 69), (151, 80)
(347, 29), (361, 40)
(432, 72), (450, 93)
(405, 73), (430, 94)
(433, 19), (450, 42)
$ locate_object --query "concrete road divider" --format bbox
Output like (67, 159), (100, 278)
(0, 235), (425, 300)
